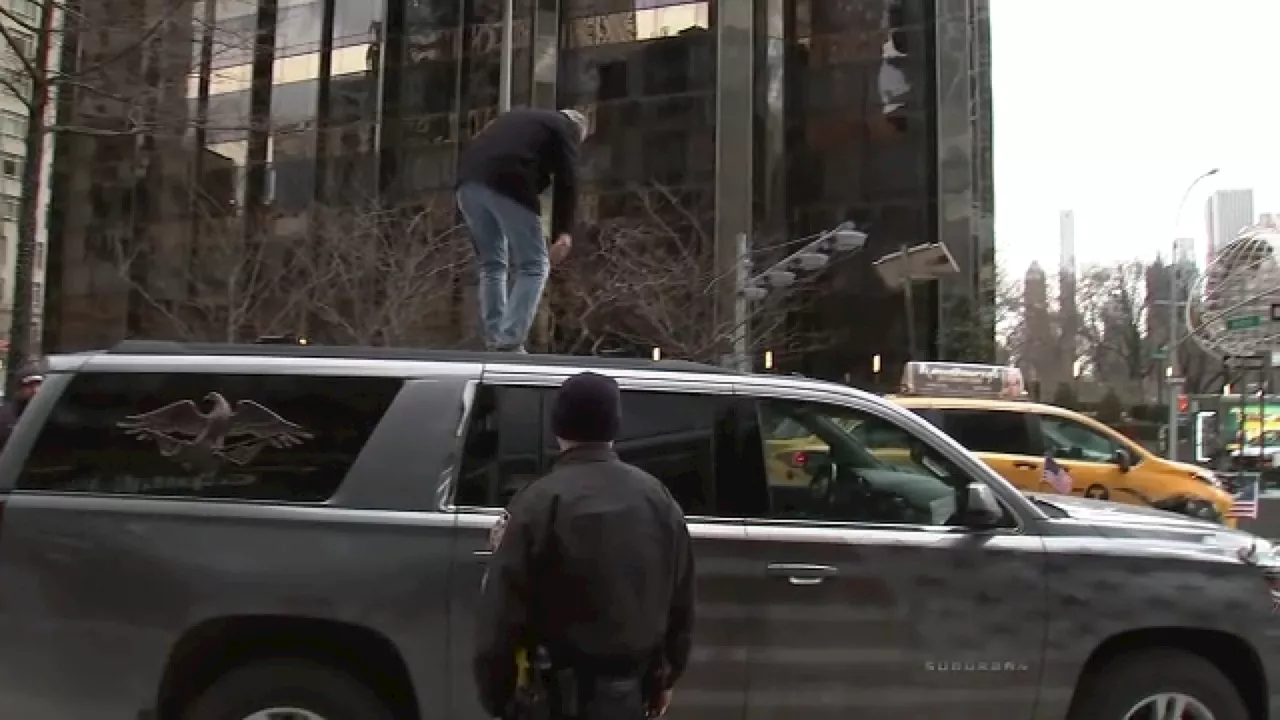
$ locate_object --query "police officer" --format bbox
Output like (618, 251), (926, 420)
(474, 371), (695, 720)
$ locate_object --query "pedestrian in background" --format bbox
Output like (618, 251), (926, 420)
(456, 108), (589, 353)
(474, 372), (695, 720)
(0, 362), (44, 446)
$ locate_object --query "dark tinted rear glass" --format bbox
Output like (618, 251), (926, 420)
(939, 409), (1034, 456)
(18, 372), (402, 502)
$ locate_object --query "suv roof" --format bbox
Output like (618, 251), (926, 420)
(97, 340), (735, 375)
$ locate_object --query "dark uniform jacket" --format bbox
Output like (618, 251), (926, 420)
(456, 108), (582, 239)
(474, 444), (695, 718)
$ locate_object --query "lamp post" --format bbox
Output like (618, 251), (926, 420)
(498, 0), (514, 112)
(1166, 167), (1219, 460)
(732, 223), (868, 371)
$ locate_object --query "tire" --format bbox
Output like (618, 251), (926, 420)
(1069, 648), (1247, 720)
(184, 658), (394, 720)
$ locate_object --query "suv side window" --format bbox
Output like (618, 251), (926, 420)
(1039, 414), (1121, 463)
(755, 398), (980, 526)
(458, 386), (722, 516)
(456, 385), (547, 508)
(544, 390), (720, 516)
(939, 410), (1036, 456)
(18, 372), (403, 502)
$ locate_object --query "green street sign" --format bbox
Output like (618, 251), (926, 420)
(1151, 346), (1168, 360)
(1226, 315), (1262, 331)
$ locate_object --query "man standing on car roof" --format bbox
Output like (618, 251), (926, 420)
(474, 372), (695, 720)
(455, 108), (589, 353)
(0, 362), (43, 446)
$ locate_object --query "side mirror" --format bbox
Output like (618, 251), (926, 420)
(962, 482), (1005, 529)
(1113, 448), (1132, 473)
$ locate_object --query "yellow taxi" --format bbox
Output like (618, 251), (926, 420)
(890, 362), (1236, 526)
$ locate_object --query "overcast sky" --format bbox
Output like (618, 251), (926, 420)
(990, 0), (1280, 276)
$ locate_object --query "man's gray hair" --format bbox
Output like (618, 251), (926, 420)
(560, 108), (589, 141)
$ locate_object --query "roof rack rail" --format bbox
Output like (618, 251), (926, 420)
(105, 340), (735, 374)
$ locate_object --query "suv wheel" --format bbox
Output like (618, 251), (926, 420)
(184, 659), (393, 720)
(1070, 648), (1246, 720)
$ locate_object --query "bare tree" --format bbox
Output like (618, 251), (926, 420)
(547, 185), (826, 363)
(1078, 261), (1154, 401)
(112, 199), (468, 346)
(300, 201), (468, 347)
(111, 212), (310, 342)
(0, 0), (260, 389)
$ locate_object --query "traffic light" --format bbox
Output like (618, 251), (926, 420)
(1177, 394), (1189, 414)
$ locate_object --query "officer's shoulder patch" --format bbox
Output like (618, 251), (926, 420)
(489, 510), (511, 551)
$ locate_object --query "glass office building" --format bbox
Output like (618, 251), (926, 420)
(43, 0), (994, 384)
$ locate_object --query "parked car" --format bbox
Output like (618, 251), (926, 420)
(0, 341), (1275, 720)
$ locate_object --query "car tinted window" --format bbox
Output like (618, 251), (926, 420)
(1039, 415), (1118, 462)
(611, 391), (717, 516)
(756, 398), (977, 526)
(940, 410), (1034, 455)
(460, 387), (720, 516)
(457, 385), (547, 507)
(18, 372), (402, 502)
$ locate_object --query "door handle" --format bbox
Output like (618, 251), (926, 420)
(1013, 461), (1038, 470)
(766, 563), (837, 586)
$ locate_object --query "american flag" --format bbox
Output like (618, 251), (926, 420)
(1043, 454), (1072, 495)
(1228, 478), (1260, 519)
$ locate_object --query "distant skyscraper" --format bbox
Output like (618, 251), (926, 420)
(1205, 189), (1256, 258)
(1059, 210), (1076, 273)
(1174, 236), (1195, 266)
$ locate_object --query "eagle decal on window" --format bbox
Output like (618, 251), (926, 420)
(117, 392), (314, 472)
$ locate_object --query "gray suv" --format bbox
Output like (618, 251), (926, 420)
(0, 341), (1277, 720)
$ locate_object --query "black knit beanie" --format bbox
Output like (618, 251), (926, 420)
(550, 372), (621, 443)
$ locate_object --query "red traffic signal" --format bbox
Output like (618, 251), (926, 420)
(1177, 394), (1189, 413)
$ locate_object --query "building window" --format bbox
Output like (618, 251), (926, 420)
(1, 197), (15, 219)
(2, 153), (22, 178)
(4, 30), (33, 59)
(4, 0), (37, 18)
(0, 110), (25, 137)
(0, 234), (7, 262)
(33, 239), (42, 270)
(17, 372), (405, 501)
(31, 279), (40, 311)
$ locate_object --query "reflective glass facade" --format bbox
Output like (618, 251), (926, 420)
(44, 0), (994, 385)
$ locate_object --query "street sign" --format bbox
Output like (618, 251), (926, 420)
(1226, 354), (1266, 370)
(1226, 315), (1263, 331)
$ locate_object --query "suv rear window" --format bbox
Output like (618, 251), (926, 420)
(18, 372), (402, 502)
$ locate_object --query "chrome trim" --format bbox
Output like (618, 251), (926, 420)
(457, 379), (479, 437)
(79, 353), (479, 378)
(454, 509), (746, 539)
(5, 492), (458, 526)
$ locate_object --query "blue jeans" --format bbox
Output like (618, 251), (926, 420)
(456, 182), (549, 350)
